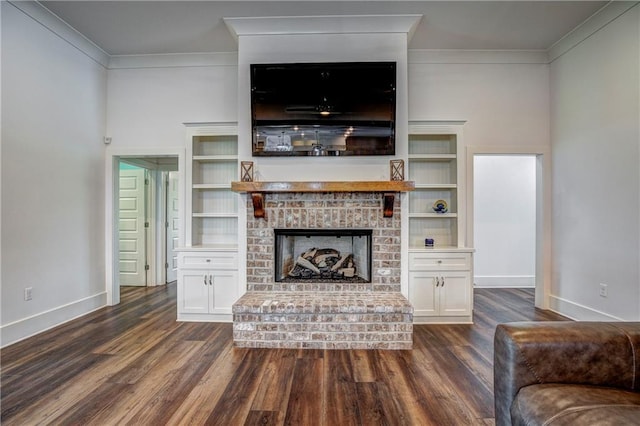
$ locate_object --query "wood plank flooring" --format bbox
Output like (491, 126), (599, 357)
(1, 284), (568, 425)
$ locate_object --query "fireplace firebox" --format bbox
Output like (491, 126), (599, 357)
(274, 229), (372, 283)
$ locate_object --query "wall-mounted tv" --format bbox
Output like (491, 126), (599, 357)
(250, 62), (396, 156)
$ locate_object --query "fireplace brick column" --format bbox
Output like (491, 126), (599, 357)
(245, 192), (401, 292)
(235, 190), (412, 350)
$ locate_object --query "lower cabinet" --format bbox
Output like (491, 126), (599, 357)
(179, 269), (239, 315)
(408, 250), (474, 323)
(409, 270), (471, 317)
(177, 250), (239, 322)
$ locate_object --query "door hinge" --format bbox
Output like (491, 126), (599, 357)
(144, 178), (149, 186)
(165, 262), (169, 269)
(165, 221), (169, 228)
(145, 264), (150, 271)
(145, 221), (149, 228)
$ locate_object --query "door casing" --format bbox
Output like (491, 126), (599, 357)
(106, 147), (185, 305)
(466, 145), (551, 309)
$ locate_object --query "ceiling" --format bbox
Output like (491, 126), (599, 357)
(39, 1), (609, 56)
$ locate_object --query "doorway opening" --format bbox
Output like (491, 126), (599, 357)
(473, 155), (536, 289)
(107, 150), (184, 306)
(117, 157), (179, 288)
(466, 147), (550, 309)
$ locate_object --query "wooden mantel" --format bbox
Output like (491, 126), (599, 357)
(231, 181), (415, 218)
(231, 181), (415, 193)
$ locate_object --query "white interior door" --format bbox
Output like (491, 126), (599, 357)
(166, 171), (179, 283)
(119, 167), (147, 286)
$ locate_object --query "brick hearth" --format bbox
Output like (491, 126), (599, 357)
(233, 191), (413, 349)
(233, 292), (412, 349)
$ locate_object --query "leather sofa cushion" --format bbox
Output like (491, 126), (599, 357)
(511, 383), (640, 426)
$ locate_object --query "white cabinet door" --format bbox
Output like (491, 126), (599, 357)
(178, 269), (239, 315)
(409, 270), (472, 318)
(177, 250), (239, 320)
(179, 270), (210, 314)
(439, 271), (472, 316)
(210, 270), (239, 315)
(409, 271), (438, 317)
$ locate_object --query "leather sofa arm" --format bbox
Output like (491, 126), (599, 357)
(493, 321), (640, 426)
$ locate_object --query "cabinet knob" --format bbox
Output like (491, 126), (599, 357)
(437, 260), (443, 264)
(206, 259), (211, 263)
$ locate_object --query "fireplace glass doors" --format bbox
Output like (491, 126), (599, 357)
(274, 229), (372, 283)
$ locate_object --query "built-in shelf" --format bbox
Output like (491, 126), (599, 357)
(409, 213), (458, 218)
(193, 155), (238, 162)
(192, 213), (238, 218)
(192, 184), (231, 190)
(414, 184), (458, 189)
(408, 125), (462, 248)
(408, 154), (457, 161)
(231, 180), (415, 218)
(185, 124), (239, 247)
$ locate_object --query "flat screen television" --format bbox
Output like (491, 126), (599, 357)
(250, 61), (396, 156)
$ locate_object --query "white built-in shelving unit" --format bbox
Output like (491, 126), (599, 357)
(407, 126), (461, 249)
(178, 123), (241, 322)
(406, 122), (474, 324)
(186, 124), (239, 247)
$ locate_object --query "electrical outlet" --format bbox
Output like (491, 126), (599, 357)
(24, 287), (33, 301)
(599, 283), (608, 298)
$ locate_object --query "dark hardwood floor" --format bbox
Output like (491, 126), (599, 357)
(1, 284), (567, 425)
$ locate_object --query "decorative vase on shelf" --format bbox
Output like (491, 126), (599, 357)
(432, 200), (448, 214)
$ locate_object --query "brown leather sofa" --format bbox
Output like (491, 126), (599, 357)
(494, 321), (640, 426)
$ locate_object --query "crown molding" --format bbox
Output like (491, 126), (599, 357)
(548, 1), (639, 62)
(108, 49), (550, 70)
(9, 1), (110, 67)
(108, 52), (239, 70)
(224, 14), (422, 42)
(409, 49), (549, 65)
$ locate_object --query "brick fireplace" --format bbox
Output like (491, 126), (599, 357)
(232, 191), (413, 349)
(224, 13), (420, 349)
(246, 192), (402, 291)
(274, 228), (373, 286)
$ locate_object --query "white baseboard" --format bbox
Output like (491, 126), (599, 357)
(474, 275), (535, 288)
(1, 292), (107, 348)
(548, 295), (624, 321)
(177, 313), (232, 323)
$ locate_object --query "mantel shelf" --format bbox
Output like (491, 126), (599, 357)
(231, 181), (415, 194)
(230, 181), (415, 218)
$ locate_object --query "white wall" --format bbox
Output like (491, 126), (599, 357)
(104, 31), (552, 305)
(105, 58), (552, 164)
(408, 55), (550, 149)
(236, 31), (410, 181)
(106, 58), (238, 148)
(1, 2), (108, 346)
(474, 155), (536, 288)
(550, 4), (640, 320)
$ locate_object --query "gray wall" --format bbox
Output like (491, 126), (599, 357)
(1, 2), (107, 345)
(550, 4), (640, 320)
